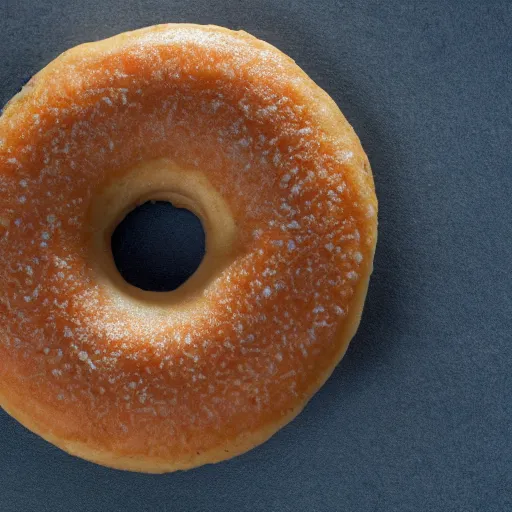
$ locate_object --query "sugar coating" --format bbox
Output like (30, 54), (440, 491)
(0, 25), (376, 457)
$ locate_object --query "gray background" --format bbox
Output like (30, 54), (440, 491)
(1, 1), (511, 511)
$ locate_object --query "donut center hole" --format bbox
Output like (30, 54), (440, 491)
(111, 201), (206, 292)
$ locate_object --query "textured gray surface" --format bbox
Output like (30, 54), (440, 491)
(1, 1), (511, 511)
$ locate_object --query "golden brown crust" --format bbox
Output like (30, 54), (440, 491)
(0, 24), (377, 473)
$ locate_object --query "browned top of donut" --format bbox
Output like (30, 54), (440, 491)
(0, 24), (377, 470)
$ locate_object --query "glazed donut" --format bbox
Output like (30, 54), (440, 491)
(0, 24), (377, 472)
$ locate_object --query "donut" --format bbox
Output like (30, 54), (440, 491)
(0, 24), (377, 473)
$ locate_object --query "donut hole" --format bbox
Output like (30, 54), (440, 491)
(89, 160), (237, 304)
(111, 201), (206, 292)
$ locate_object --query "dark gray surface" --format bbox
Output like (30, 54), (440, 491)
(1, 1), (511, 511)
